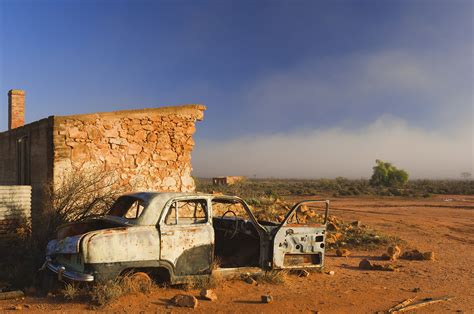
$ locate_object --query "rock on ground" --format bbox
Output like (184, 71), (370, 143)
(359, 259), (373, 270)
(261, 295), (273, 303)
(336, 248), (350, 257)
(200, 289), (217, 301)
(170, 294), (198, 308)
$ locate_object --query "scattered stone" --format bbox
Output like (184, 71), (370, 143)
(23, 304), (31, 309)
(8, 305), (23, 310)
(401, 249), (435, 261)
(359, 259), (373, 270)
(371, 264), (397, 272)
(0, 291), (25, 301)
(350, 220), (362, 227)
(242, 274), (257, 285)
(327, 222), (339, 231)
(359, 259), (398, 271)
(261, 295), (273, 303)
(412, 287), (421, 293)
(328, 270), (335, 276)
(170, 294), (198, 309)
(298, 270), (310, 277)
(422, 251), (435, 261)
(336, 248), (350, 257)
(199, 289), (217, 301)
(381, 245), (402, 260)
(387, 245), (402, 260)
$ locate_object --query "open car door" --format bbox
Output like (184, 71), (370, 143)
(272, 200), (329, 269)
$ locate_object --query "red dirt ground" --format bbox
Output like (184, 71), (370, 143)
(1, 195), (473, 313)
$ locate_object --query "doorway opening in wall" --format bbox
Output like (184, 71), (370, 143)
(17, 136), (30, 185)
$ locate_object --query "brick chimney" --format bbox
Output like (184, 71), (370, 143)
(8, 89), (25, 130)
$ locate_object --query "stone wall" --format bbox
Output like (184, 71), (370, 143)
(52, 105), (205, 192)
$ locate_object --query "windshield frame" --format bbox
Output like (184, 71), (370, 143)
(107, 195), (150, 222)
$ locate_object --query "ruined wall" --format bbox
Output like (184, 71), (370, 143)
(212, 176), (246, 186)
(0, 118), (54, 232)
(52, 105), (205, 192)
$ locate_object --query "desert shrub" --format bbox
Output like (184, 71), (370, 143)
(37, 167), (125, 249)
(196, 177), (473, 199)
(0, 167), (125, 289)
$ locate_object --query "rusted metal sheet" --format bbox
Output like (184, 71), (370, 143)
(0, 185), (31, 236)
(82, 226), (160, 263)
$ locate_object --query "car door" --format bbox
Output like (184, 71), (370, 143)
(159, 197), (214, 276)
(272, 200), (329, 269)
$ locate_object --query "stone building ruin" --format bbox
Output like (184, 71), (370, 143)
(0, 89), (206, 227)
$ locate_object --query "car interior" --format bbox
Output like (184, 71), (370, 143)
(211, 198), (261, 268)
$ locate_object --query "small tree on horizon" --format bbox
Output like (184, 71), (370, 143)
(370, 159), (409, 187)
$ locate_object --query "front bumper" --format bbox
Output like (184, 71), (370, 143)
(45, 259), (94, 282)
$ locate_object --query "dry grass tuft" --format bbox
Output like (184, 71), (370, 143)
(60, 283), (81, 300)
(89, 273), (154, 306)
(254, 270), (287, 285)
(180, 271), (223, 291)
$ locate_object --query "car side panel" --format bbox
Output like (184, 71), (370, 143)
(82, 226), (160, 264)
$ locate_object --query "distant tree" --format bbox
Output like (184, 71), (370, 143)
(370, 159), (409, 187)
(461, 172), (472, 180)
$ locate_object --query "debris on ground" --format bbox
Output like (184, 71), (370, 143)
(359, 259), (373, 270)
(400, 249), (435, 261)
(0, 290), (25, 301)
(386, 296), (453, 313)
(350, 220), (362, 228)
(328, 271), (335, 276)
(358, 259), (398, 271)
(412, 287), (421, 293)
(381, 245), (402, 261)
(323, 215), (402, 250)
(261, 295), (273, 303)
(387, 297), (417, 313)
(298, 270), (310, 277)
(170, 294), (198, 308)
(199, 289), (217, 301)
(241, 274), (257, 285)
(336, 248), (350, 257)
(7, 305), (23, 311)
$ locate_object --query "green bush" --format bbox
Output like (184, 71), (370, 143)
(370, 159), (409, 187)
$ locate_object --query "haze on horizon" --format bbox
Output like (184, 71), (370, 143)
(0, 1), (472, 179)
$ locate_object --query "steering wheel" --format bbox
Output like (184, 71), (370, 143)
(221, 210), (239, 239)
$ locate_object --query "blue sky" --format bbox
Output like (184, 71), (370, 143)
(0, 0), (472, 178)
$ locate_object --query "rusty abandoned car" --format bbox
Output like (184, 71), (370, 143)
(43, 192), (329, 284)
